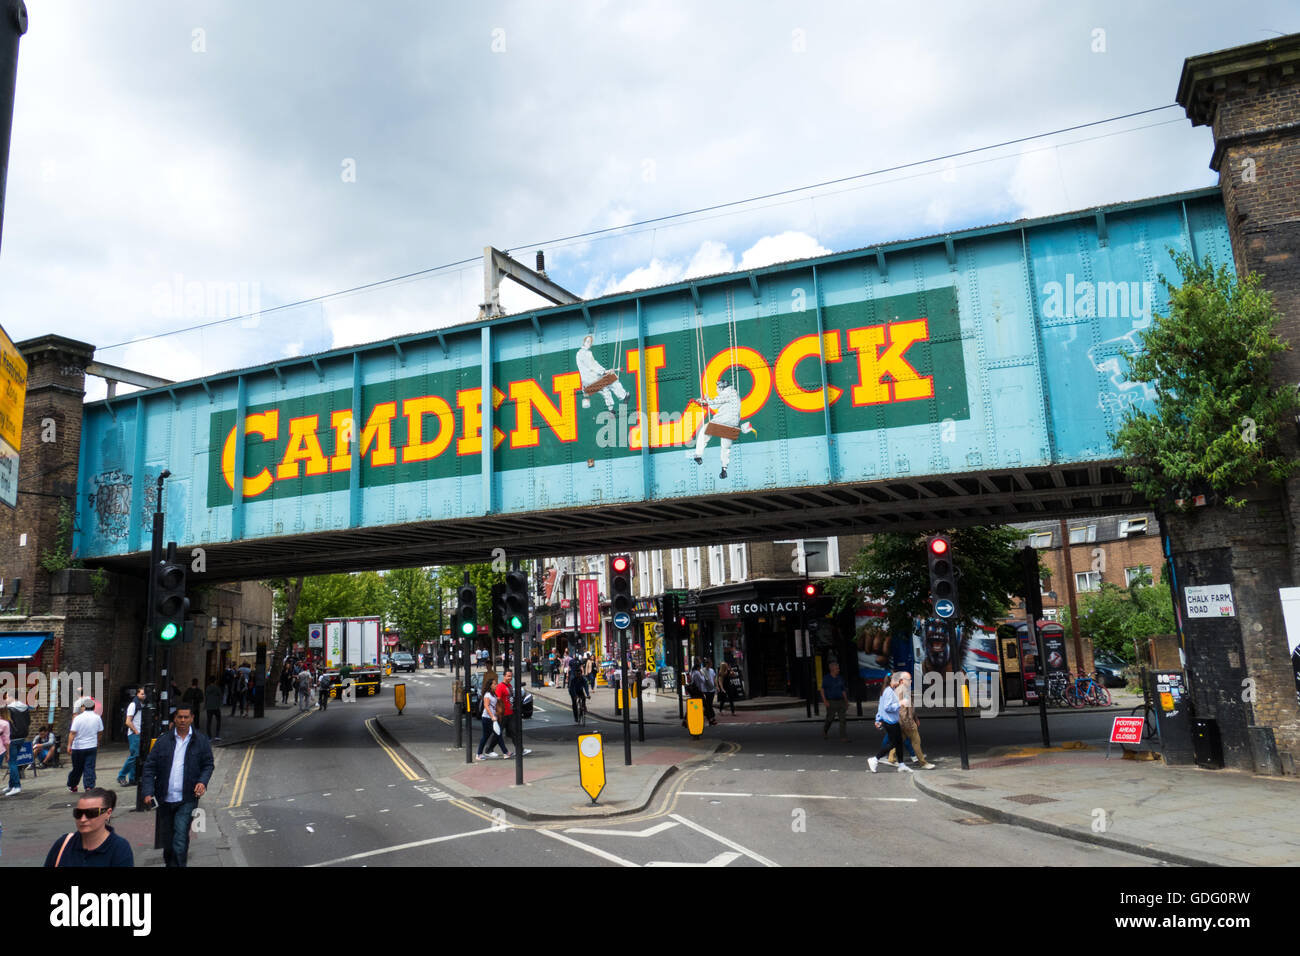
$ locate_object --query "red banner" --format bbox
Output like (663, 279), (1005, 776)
(579, 579), (599, 633)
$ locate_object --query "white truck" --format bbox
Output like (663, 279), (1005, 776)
(322, 616), (384, 697)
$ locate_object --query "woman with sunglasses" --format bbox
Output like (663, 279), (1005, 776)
(44, 787), (134, 867)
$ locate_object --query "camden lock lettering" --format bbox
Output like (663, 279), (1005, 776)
(207, 288), (969, 505)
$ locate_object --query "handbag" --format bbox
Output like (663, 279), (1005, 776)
(54, 832), (75, 867)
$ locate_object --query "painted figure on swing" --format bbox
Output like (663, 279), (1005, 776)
(576, 334), (628, 413)
(691, 379), (756, 479)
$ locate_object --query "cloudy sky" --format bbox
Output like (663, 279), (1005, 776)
(0, 1), (1294, 399)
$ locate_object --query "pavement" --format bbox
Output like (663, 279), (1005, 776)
(0, 696), (305, 867)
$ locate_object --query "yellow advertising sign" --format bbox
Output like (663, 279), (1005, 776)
(577, 732), (605, 804)
(0, 324), (27, 453)
(686, 697), (704, 736)
(394, 682), (406, 714)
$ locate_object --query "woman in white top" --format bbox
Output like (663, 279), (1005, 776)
(476, 687), (512, 760)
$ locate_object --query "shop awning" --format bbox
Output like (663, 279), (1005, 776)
(540, 630), (563, 640)
(0, 634), (51, 661)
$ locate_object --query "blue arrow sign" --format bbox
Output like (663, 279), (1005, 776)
(613, 611), (632, 630)
(934, 599), (955, 619)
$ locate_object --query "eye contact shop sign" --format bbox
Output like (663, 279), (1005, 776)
(1184, 585), (1235, 619)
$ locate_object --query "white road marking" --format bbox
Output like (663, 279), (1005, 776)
(380, 809), (391, 813)
(680, 791), (752, 797)
(647, 851), (741, 867)
(323, 793), (331, 797)
(308, 826), (501, 866)
(678, 791), (915, 803)
(345, 814), (357, 819)
(668, 814), (779, 867)
(538, 828), (638, 867)
(287, 798), (295, 802)
(565, 820), (679, 838)
(306, 825), (315, 832)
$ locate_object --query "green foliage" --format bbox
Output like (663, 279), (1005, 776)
(1114, 253), (1300, 508)
(89, 567), (110, 598)
(1058, 570), (1176, 662)
(384, 567), (438, 650)
(272, 571), (389, 649)
(827, 526), (1030, 636)
(39, 500), (83, 573)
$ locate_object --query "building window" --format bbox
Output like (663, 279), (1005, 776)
(1069, 525), (1097, 545)
(708, 546), (725, 584)
(1119, 517), (1149, 538)
(777, 537), (840, 575)
(1125, 565), (1153, 587)
(1042, 608), (1059, 621)
(652, 552), (664, 594)
(637, 552), (650, 597)
(1075, 571), (1102, 592)
(728, 544), (747, 582)
(687, 548), (702, 589)
(671, 549), (685, 589)
(1028, 531), (1053, 549)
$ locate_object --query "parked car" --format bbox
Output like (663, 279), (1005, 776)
(1094, 652), (1129, 688)
(390, 651), (416, 673)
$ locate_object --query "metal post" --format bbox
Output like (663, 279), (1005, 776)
(453, 613), (463, 749)
(0, 0), (27, 255)
(514, 630), (523, 785)
(950, 620), (970, 770)
(620, 627), (632, 766)
(635, 664), (645, 742)
(1058, 518), (1085, 672)
(464, 628), (472, 765)
(1034, 616), (1051, 748)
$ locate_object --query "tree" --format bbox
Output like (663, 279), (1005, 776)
(265, 577), (304, 689)
(1114, 253), (1300, 508)
(272, 571), (389, 653)
(1058, 570), (1176, 662)
(827, 526), (1030, 638)
(385, 567), (438, 651)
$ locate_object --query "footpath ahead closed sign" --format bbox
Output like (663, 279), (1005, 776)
(1184, 584), (1235, 619)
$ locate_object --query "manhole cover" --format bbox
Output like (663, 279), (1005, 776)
(951, 783), (988, 790)
(1004, 793), (1059, 805)
(954, 816), (994, 825)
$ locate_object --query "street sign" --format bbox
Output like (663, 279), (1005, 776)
(577, 732), (605, 804)
(613, 610), (631, 630)
(0, 322), (27, 454)
(934, 599), (955, 619)
(1110, 716), (1146, 745)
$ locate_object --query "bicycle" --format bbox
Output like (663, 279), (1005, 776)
(573, 693), (587, 726)
(1073, 670), (1112, 707)
(1045, 673), (1075, 708)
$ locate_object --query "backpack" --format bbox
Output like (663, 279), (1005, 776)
(7, 702), (30, 740)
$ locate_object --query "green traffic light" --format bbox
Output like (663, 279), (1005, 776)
(460, 621), (474, 635)
(509, 616), (523, 630)
(160, 622), (178, 641)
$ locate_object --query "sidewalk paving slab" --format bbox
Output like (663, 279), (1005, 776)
(912, 744), (1300, 867)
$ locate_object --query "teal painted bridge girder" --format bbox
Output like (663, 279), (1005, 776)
(74, 188), (1230, 576)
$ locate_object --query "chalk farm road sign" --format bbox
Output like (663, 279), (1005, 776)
(1184, 585), (1235, 619)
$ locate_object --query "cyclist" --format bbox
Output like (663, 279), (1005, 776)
(569, 658), (590, 723)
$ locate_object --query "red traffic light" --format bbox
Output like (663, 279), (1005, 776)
(611, 556), (630, 574)
(803, 582), (817, 597)
(678, 617), (686, 627)
(929, 537), (949, 555)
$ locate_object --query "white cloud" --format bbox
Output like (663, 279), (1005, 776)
(738, 232), (830, 270)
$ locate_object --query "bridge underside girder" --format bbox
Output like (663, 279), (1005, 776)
(90, 462), (1138, 582)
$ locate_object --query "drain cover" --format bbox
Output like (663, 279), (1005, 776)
(1004, 793), (1059, 805)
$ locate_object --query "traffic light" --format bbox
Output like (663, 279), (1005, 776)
(457, 580), (477, 637)
(504, 569), (528, 633)
(491, 582), (506, 639)
(803, 581), (818, 598)
(152, 542), (189, 645)
(1019, 546), (1043, 621)
(926, 534), (959, 618)
(661, 592), (677, 640)
(610, 555), (632, 622)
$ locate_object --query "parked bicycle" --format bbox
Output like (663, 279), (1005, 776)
(1073, 669), (1112, 707)
(1046, 672), (1075, 708)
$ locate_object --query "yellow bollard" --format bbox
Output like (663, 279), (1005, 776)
(394, 683), (406, 715)
(686, 698), (704, 737)
(577, 732), (606, 804)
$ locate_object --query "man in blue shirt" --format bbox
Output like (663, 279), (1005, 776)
(142, 704), (214, 867)
(44, 787), (134, 867)
(869, 674), (913, 774)
(820, 661), (850, 740)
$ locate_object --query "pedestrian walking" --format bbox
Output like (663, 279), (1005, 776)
(868, 673), (912, 774)
(0, 708), (10, 795)
(317, 673), (332, 711)
(141, 704), (214, 868)
(66, 699), (104, 792)
(296, 668), (313, 712)
(890, 672), (934, 768)
(495, 669), (530, 756)
(278, 667), (293, 705)
(701, 659), (717, 725)
(878, 672), (918, 763)
(182, 679), (204, 723)
(117, 686), (146, 786)
(44, 788), (134, 867)
(476, 683), (510, 759)
(2, 695), (31, 795)
(820, 660), (850, 741)
(204, 676), (223, 740)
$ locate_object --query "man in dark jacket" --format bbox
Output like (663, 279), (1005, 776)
(141, 703), (214, 867)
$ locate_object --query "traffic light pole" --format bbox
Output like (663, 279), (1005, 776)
(514, 629), (524, 786)
(619, 627), (632, 765)
(136, 473), (167, 813)
(464, 627), (473, 765)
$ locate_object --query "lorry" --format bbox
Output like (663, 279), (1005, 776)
(321, 616), (384, 697)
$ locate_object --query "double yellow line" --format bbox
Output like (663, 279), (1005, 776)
(365, 717), (421, 781)
(227, 745), (256, 808)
